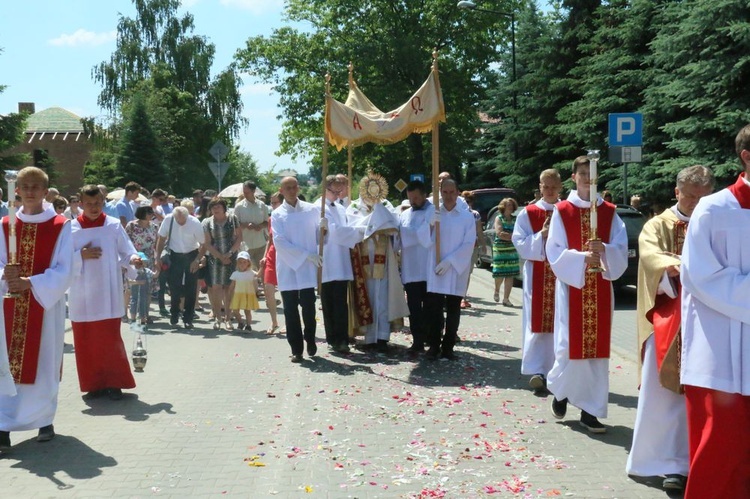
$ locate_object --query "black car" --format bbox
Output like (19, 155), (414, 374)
(477, 204), (646, 289)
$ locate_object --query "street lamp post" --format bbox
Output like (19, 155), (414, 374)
(457, 1), (516, 110)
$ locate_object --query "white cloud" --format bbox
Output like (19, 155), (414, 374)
(219, 0), (283, 15)
(48, 29), (117, 47)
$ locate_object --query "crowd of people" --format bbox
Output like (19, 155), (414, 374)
(0, 122), (749, 498)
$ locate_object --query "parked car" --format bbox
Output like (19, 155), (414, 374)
(476, 204), (646, 289)
(469, 187), (518, 224)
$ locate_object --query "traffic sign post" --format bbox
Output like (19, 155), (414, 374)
(608, 113), (644, 205)
(208, 141), (229, 191)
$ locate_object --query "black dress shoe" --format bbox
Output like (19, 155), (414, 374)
(291, 354), (303, 363)
(170, 317), (179, 326)
(662, 474), (687, 490)
(551, 397), (568, 419)
(440, 350), (458, 361)
(579, 410), (606, 434)
(37, 424), (55, 442)
(159, 308), (170, 317)
(0, 431), (10, 451)
(184, 321), (193, 329)
(108, 388), (124, 400)
(425, 348), (440, 361)
(307, 342), (318, 357)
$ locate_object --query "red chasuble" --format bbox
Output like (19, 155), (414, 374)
(557, 200), (615, 359)
(525, 204), (556, 334)
(2, 214), (66, 383)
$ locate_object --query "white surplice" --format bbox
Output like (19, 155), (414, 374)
(681, 184), (750, 395)
(0, 205), (73, 430)
(426, 203), (476, 297)
(545, 191), (628, 418)
(272, 199), (320, 292)
(321, 200), (363, 283)
(398, 201), (434, 285)
(69, 215), (138, 322)
(512, 199), (557, 376)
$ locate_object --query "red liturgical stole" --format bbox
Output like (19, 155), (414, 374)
(526, 204), (556, 334)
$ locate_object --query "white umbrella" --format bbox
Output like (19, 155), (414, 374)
(106, 188), (149, 203)
(218, 183), (265, 199)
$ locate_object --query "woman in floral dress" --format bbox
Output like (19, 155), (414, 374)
(203, 197), (242, 330)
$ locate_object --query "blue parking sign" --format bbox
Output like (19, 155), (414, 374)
(608, 113), (643, 146)
(410, 173), (425, 183)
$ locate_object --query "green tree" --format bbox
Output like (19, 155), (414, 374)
(92, 0), (246, 195)
(117, 95), (168, 189)
(644, 0), (750, 192)
(234, 0), (516, 187)
(0, 49), (29, 171)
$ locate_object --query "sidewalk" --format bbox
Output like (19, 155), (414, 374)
(1, 271), (671, 498)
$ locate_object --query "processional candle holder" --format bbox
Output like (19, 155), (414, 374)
(3, 170), (21, 298)
(586, 150), (604, 274)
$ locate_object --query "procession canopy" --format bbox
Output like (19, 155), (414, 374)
(325, 64), (446, 151)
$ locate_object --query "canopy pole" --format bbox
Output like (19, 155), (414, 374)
(431, 50), (441, 264)
(318, 73), (331, 293)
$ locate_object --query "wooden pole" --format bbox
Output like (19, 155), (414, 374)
(431, 50), (441, 264)
(318, 73), (331, 293)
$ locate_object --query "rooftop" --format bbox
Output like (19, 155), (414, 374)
(26, 107), (84, 133)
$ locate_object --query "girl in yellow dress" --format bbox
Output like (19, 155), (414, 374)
(229, 251), (259, 331)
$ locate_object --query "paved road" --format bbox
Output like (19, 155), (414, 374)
(1, 269), (677, 498)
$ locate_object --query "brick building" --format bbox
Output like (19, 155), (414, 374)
(5, 103), (92, 194)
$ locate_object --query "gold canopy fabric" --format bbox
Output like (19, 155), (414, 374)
(325, 70), (445, 151)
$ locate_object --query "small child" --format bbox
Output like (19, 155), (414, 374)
(129, 252), (155, 325)
(229, 251), (259, 331)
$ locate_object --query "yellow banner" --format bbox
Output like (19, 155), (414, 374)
(325, 70), (446, 151)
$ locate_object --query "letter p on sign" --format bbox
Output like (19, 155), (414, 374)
(608, 113), (643, 147)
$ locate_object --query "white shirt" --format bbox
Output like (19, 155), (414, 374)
(426, 202), (476, 296)
(158, 214), (204, 253)
(321, 199), (362, 283)
(272, 199), (320, 292)
(681, 181), (750, 395)
(399, 201), (434, 284)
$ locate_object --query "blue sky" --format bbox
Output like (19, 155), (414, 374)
(0, 0), (307, 174)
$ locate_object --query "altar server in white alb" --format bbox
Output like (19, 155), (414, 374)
(272, 176), (322, 363)
(679, 125), (750, 499)
(625, 165), (714, 492)
(69, 185), (142, 401)
(545, 155), (628, 433)
(423, 179), (476, 361)
(0, 166), (73, 450)
(398, 180), (434, 356)
(512, 168), (562, 394)
(319, 175), (364, 354)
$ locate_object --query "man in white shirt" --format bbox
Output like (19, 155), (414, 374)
(680, 125), (750, 498)
(272, 177), (322, 363)
(155, 207), (205, 329)
(545, 156), (628, 434)
(234, 181), (269, 270)
(320, 175), (364, 353)
(398, 180), (434, 356)
(423, 179), (476, 361)
(512, 169), (562, 393)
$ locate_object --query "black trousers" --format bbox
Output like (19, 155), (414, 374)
(321, 280), (349, 346)
(404, 281), (428, 347)
(157, 268), (169, 311)
(281, 288), (316, 356)
(167, 249), (199, 323)
(424, 292), (462, 353)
